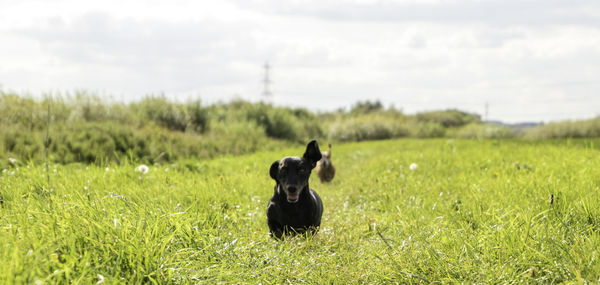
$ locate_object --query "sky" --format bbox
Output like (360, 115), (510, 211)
(1, 0), (599, 123)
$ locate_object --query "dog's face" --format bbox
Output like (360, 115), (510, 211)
(270, 140), (322, 203)
(320, 151), (331, 166)
(318, 147), (332, 168)
(318, 157), (330, 168)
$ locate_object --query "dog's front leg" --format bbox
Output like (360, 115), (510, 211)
(267, 219), (284, 239)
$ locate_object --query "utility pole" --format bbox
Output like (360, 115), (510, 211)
(262, 62), (272, 98)
(484, 102), (489, 122)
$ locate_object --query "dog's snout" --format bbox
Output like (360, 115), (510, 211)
(287, 185), (298, 193)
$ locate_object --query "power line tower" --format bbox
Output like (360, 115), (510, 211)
(484, 102), (489, 121)
(262, 62), (272, 98)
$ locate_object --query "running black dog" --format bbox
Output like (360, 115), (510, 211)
(267, 140), (323, 239)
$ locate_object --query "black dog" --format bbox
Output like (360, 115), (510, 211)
(267, 140), (323, 239)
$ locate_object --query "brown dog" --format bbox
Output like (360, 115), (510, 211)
(315, 144), (335, 183)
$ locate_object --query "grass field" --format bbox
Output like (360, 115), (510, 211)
(1, 139), (600, 283)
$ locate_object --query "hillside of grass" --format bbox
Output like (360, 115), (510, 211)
(3, 91), (599, 168)
(0, 92), (482, 166)
(1, 139), (599, 283)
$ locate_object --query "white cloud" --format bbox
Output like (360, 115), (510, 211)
(0, 0), (599, 122)
(233, 0), (600, 26)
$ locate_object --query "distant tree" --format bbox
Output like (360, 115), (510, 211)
(350, 100), (384, 114)
(416, 109), (481, 128)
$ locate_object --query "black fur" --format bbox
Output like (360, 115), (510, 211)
(267, 140), (323, 239)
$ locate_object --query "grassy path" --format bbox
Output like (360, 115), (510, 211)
(1, 139), (599, 283)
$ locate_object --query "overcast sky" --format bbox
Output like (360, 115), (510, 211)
(1, 0), (599, 123)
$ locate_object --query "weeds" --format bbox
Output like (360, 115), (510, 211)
(1, 139), (600, 282)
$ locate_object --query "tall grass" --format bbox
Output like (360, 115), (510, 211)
(0, 92), (313, 166)
(1, 93), (485, 165)
(523, 118), (600, 139)
(455, 123), (514, 139)
(1, 139), (600, 282)
(327, 114), (410, 141)
(4, 91), (600, 167)
(325, 105), (480, 142)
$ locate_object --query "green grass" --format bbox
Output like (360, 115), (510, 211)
(1, 139), (600, 283)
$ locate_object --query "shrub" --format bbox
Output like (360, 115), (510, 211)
(70, 92), (109, 122)
(328, 115), (409, 142)
(416, 109), (481, 128)
(412, 122), (446, 138)
(522, 118), (600, 139)
(133, 96), (191, 132)
(264, 108), (298, 140)
(456, 123), (515, 139)
(210, 101), (323, 142)
(350, 100), (384, 114)
(187, 100), (209, 133)
(2, 128), (43, 161)
(0, 93), (61, 130)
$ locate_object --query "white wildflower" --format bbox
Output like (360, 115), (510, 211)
(135, 164), (149, 174)
(97, 274), (104, 284)
(409, 163), (418, 171)
(8, 157), (18, 165)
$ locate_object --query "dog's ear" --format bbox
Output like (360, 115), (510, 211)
(270, 160), (279, 181)
(303, 140), (322, 169)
